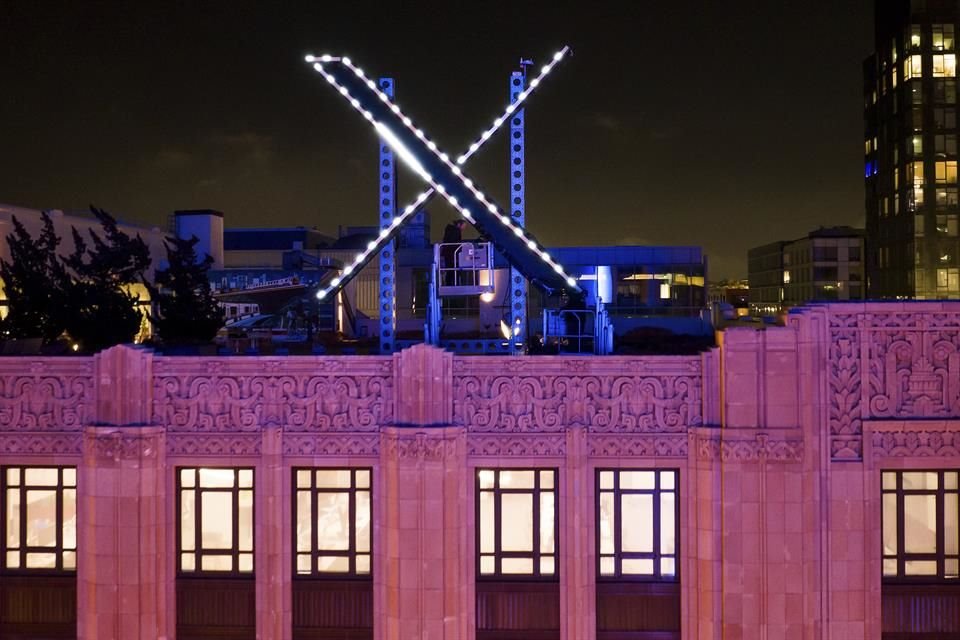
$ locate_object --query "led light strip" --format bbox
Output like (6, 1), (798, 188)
(306, 47), (577, 299)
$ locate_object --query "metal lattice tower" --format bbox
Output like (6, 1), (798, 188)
(509, 65), (528, 345)
(378, 77), (397, 353)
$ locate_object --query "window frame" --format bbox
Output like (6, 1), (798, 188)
(475, 468), (558, 581)
(1, 465), (77, 575)
(176, 466), (254, 577)
(292, 467), (372, 579)
(882, 470), (960, 583)
(596, 468), (679, 583)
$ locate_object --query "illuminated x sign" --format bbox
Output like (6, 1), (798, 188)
(306, 48), (583, 300)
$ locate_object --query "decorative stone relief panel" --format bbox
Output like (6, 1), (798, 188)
(452, 356), (702, 433)
(86, 430), (161, 463)
(696, 431), (803, 463)
(282, 433), (380, 457)
(382, 430), (462, 461)
(0, 359), (91, 431)
(152, 356), (393, 432)
(828, 313), (863, 461)
(467, 433), (567, 457)
(870, 422), (960, 458)
(587, 434), (688, 458)
(864, 313), (960, 419)
(828, 309), (960, 461)
(166, 433), (262, 457)
(0, 432), (83, 456)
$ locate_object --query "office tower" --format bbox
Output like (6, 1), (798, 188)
(865, 0), (960, 298)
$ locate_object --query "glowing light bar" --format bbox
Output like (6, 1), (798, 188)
(308, 47), (573, 301)
(374, 122), (431, 181)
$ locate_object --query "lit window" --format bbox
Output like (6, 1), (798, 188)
(2, 467), (76, 571)
(911, 136), (924, 156)
(598, 470), (678, 579)
(937, 214), (959, 236)
(905, 55), (923, 81)
(294, 468), (371, 576)
(933, 54), (957, 78)
(477, 469), (556, 578)
(933, 25), (955, 52)
(178, 467), (253, 574)
(891, 68), (898, 89)
(783, 270), (791, 284)
(883, 471), (960, 579)
(911, 25), (922, 50)
(936, 161), (958, 184)
(912, 160), (926, 186)
(936, 187), (959, 208)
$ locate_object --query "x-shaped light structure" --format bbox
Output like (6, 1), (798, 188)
(306, 48), (583, 301)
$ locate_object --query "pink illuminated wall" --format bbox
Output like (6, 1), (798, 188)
(0, 302), (958, 639)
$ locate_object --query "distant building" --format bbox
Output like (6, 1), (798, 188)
(865, 0), (960, 298)
(747, 241), (787, 315)
(748, 227), (866, 315)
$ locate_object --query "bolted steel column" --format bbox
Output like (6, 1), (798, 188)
(378, 77), (397, 353)
(509, 67), (529, 348)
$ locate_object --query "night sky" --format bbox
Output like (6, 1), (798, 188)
(1, 1), (873, 279)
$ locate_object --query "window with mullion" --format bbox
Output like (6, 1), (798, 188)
(477, 468), (557, 579)
(1, 466), (77, 573)
(882, 470), (960, 581)
(597, 469), (678, 581)
(293, 468), (371, 577)
(178, 467), (254, 575)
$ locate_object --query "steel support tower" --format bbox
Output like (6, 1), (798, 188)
(377, 77), (397, 354)
(509, 64), (529, 346)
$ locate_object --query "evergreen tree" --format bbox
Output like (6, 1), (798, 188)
(62, 206), (152, 352)
(0, 213), (72, 343)
(144, 235), (223, 345)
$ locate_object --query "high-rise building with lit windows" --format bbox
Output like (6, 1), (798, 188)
(866, 0), (960, 299)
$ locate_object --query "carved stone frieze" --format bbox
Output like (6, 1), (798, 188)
(871, 425), (960, 458)
(152, 357), (393, 432)
(0, 360), (91, 431)
(0, 432), (83, 456)
(283, 433), (380, 457)
(382, 431), (462, 461)
(697, 432), (803, 463)
(453, 356), (702, 433)
(85, 430), (161, 462)
(587, 434), (689, 458)
(467, 434), (567, 457)
(165, 433), (262, 457)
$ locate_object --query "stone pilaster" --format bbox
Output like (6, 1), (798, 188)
(79, 426), (169, 640)
(378, 426), (470, 640)
(561, 425), (594, 640)
(257, 425), (288, 640)
(80, 345), (170, 639)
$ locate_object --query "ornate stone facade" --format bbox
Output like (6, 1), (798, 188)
(0, 303), (958, 640)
